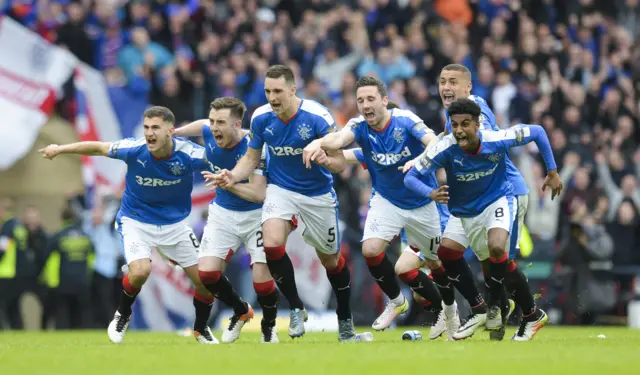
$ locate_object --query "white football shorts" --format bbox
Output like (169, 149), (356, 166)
(363, 193), (441, 261)
(262, 184), (340, 254)
(116, 216), (199, 268)
(199, 203), (265, 264)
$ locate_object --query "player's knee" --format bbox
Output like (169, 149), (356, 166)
(319, 253), (343, 272)
(425, 259), (441, 270)
(441, 237), (467, 252)
(198, 269), (222, 285)
(488, 244), (506, 259)
(128, 261), (151, 284)
(362, 240), (385, 261)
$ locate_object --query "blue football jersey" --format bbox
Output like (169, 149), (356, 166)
(352, 147), (450, 230)
(406, 125), (556, 218)
(249, 100), (336, 196)
(347, 109), (438, 210)
(108, 138), (209, 225)
(201, 125), (266, 211)
(445, 95), (529, 196)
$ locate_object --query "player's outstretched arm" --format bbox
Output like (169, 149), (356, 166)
(39, 141), (111, 160)
(503, 124), (563, 199)
(174, 119), (208, 137)
(303, 130), (355, 169)
(214, 147), (262, 188)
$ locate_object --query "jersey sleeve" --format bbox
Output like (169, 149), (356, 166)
(253, 146), (268, 176)
(315, 109), (337, 137)
(345, 117), (363, 144)
(248, 114), (265, 150)
(353, 148), (365, 163)
(485, 125), (557, 171)
(414, 140), (447, 176)
(108, 138), (143, 162)
(189, 144), (209, 172)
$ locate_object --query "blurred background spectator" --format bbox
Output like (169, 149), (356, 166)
(2, 0), (640, 329)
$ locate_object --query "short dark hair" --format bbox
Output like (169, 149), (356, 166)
(143, 106), (175, 125)
(266, 65), (295, 84)
(210, 97), (247, 121)
(441, 64), (472, 81)
(386, 100), (399, 109)
(447, 98), (481, 120)
(355, 76), (388, 97)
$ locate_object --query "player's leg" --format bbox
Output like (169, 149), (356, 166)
(503, 195), (547, 341)
(405, 202), (461, 340)
(108, 217), (153, 344)
(440, 217), (490, 340)
(299, 191), (355, 341)
(261, 185), (306, 339)
(198, 205), (253, 343)
(395, 249), (444, 340)
(361, 195), (408, 330)
(315, 251), (355, 341)
(244, 210), (278, 343)
(160, 220), (225, 344)
(252, 262), (279, 343)
(476, 196), (516, 331)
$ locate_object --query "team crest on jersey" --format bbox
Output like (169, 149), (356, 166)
(392, 127), (404, 144)
(298, 123), (312, 140)
(169, 161), (186, 176)
(487, 153), (501, 163)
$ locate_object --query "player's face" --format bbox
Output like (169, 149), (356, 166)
(356, 85), (389, 128)
(209, 108), (241, 148)
(265, 76), (296, 116)
(450, 114), (479, 151)
(439, 70), (472, 109)
(143, 116), (173, 152)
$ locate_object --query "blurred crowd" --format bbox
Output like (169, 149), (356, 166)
(2, 0), (640, 328)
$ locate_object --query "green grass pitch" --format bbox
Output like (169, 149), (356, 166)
(1, 327), (638, 375)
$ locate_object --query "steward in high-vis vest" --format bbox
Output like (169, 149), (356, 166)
(42, 207), (95, 329)
(0, 198), (29, 329)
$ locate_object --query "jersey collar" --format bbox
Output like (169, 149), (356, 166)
(152, 138), (175, 160)
(370, 110), (392, 133)
(278, 99), (303, 125)
(462, 131), (483, 156)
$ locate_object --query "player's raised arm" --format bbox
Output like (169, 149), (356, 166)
(39, 141), (111, 160)
(174, 119), (208, 137)
(491, 124), (563, 198)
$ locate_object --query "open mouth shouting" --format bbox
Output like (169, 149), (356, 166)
(442, 92), (455, 107)
(363, 109), (376, 122)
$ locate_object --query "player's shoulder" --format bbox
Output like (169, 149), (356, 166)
(175, 138), (205, 159)
(468, 95), (488, 106)
(391, 108), (423, 124)
(113, 137), (146, 150)
(250, 104), (275, 124)
(428, 134), (457, 157)
(300, 99), (334, 124)
(346, 115), (366, 129)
